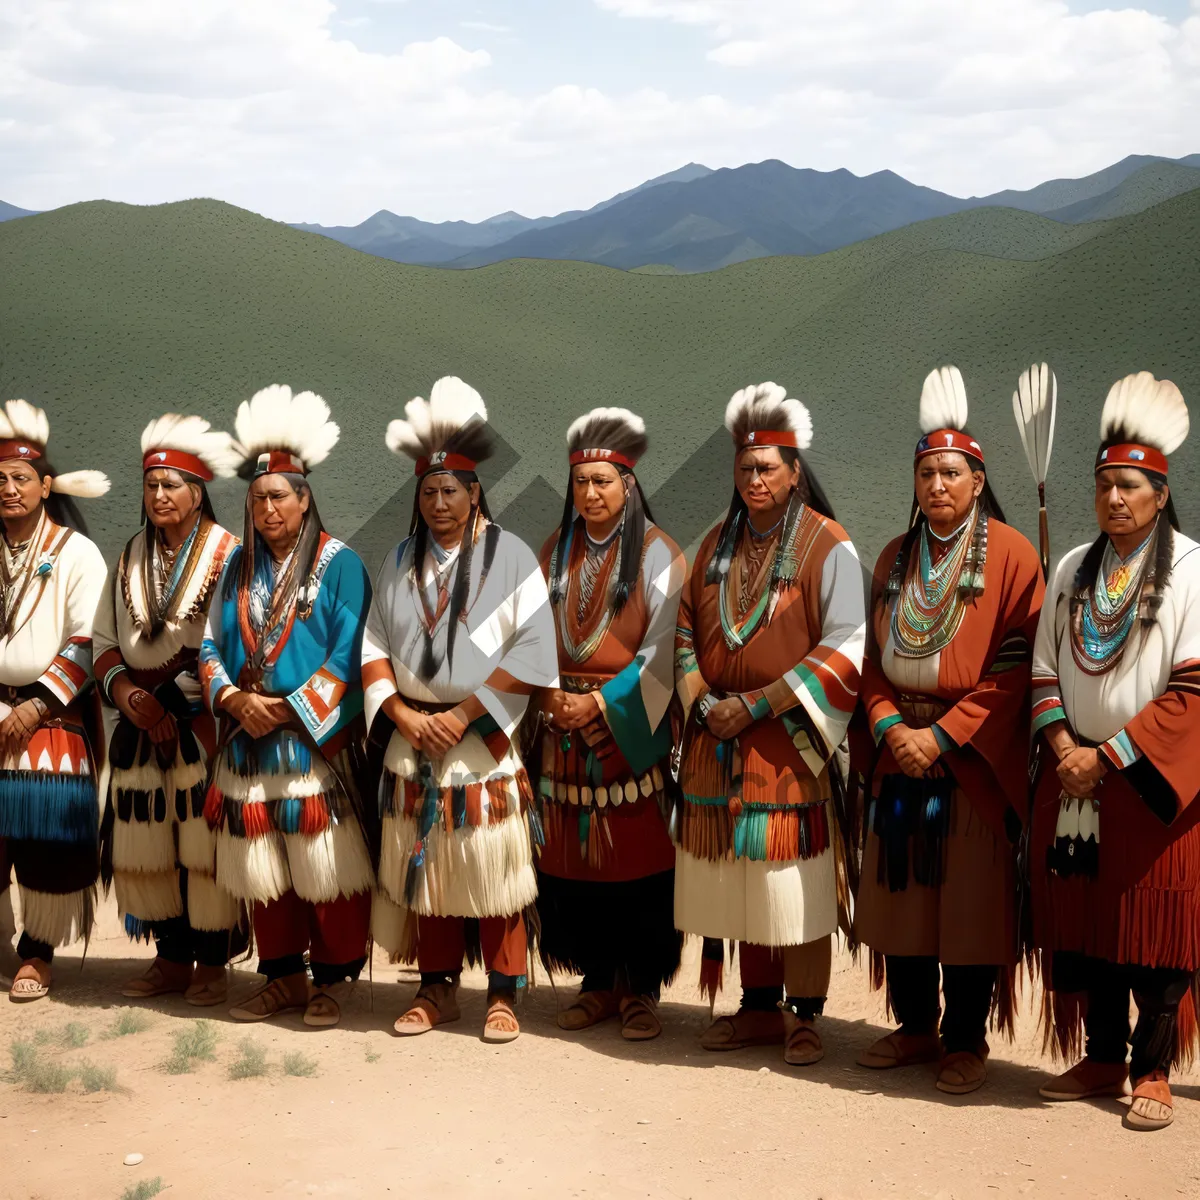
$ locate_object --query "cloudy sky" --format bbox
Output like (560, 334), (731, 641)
(2, 0), (1197, 224)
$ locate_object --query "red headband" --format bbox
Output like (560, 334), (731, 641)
(254, 450), (307, 478)
(1096, 443), (1168, 477)
(142, 448), (214, 482)
(739, 430), (798, 451)
(414, 451), (478, 477)
(569, 448), (637, 470)
(915, 429), (985, 464)
(0, 439), (43, 463)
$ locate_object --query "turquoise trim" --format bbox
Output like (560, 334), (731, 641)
(600, 655), (668, 775)
(1032, 704), (1066, 734)
(931, 723), (955, 753)
(873, 712), (903, 744)
(792, 660), (839, 720)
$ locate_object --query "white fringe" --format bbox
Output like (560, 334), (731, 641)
(215, 821), (373, 905)
(187, 871), (240, 933)
(377, 810), (537, 919)
(211, 760), (330, 802)
(112, 815), (176, 875)
(115, 869), (182, 922)
(370, 889), (413, 958)
(112, 757), (207, 795)
(673, 846), (837, 946)
(286, 822), (375, 904)
(177, 814), (218, 873)
(18, 886), (93, 948)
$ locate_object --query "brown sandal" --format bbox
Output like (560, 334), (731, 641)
(9, 958), (52, 1003)
(1038, 1057), (1130, 1100)
(482, 993), (520, 1044)
(121, 957), (193, 999)
(558, 988), (620, 1031)
(229, 974), (308, 1022)
(184, 966), (228, 1008)
(1125, 1072), (1173, 1130)
(857, 1030), (942, 1069)
(782, 1012), (824, 1066)
(700, 1009), (784, 1051)
(936, 1049), (988, 1094)
(394, 982), (461, 1036)
(619, 994), (662, 1041)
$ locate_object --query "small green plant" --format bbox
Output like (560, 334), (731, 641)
(365, 1046), (381, 1063)
(162, 1021), (219, 1075)
(77, 1059), (119, 1093)
(228, 1038), (268, 1080)
(33, 1028), (53, 1046)
(60, 1022), (90, 1049)
(282, 1051), (318, 1077)
(8, 1040), (73, 1093)
(120, 1178), (164, 1200)
(105, 1009), (153, 1039)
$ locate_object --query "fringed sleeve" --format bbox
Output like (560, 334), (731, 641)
(284, 548), (372, 746)
(361, 542), (406, 732)
(35, 535), (107, 710)
(596, 532), (685, 775)
(750, 536), (866, 778)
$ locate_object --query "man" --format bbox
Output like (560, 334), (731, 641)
(95, 414), (243, 1005)
(531, 406), (685, 1040)
(674, 382), (865, 1065)
(0, 399), (108, 1001)
(200, 385), (374, 1028)
(1032, 371), (1200, 1131)
(365, 376), (558, 1044)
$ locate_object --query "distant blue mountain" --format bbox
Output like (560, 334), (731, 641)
(0, 200), (38, 222)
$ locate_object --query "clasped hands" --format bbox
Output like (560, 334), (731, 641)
(384, 694), (467, 759)
(1055, 743), (1107, 798)
(546, 689), (600, 733)
(0, 697), (48, 761)
(704, 695), (754, 741)
(883, 722), (943, 779)
(220, 688), (294, 740)
(112, 673), (178, 746)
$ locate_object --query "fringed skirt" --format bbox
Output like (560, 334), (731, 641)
(673, 721), (837, 947)
(101, 712), (237, 934)
(204, 728), (373, 907)
(0, 709), (99, 947)
(371, 726), (539, 956)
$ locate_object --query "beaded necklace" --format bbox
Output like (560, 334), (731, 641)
(890, 506), (982, 658)
(1070, 527), (1155, 675)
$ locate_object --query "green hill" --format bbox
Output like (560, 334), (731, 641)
(1, 192), (1197, 575)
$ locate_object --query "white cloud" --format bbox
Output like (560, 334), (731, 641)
(0, 0), (1196, 223)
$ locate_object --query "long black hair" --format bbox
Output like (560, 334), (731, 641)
(408, 468), (500, 679)
(705, 446), (835, 586)
(891, 440), (1005, 593)
(549, 464), (654, 613)
(234, 471), (325, 607)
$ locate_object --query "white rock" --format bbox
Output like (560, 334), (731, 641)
(123, 1154), (144, 1167)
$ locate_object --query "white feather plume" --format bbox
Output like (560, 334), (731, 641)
(50, 470), (111, 498)
(918, 366), (969, 434)
(1099, 371), (1189, 456)
(385, 376), (488, 460)
(724, 382), (813, 451)
(140, 413), (241, 479)
(0, 399), (52, 447)
(1012, 363), (1057, 485)
(234, 385), (339, 471)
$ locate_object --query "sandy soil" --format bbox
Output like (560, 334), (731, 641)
(1, 894), (1198, 1200)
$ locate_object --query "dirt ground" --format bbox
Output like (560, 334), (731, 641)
(1, 894), (1198, 1200)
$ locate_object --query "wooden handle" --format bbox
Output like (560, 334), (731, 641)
(1039, 506), (1050, 581)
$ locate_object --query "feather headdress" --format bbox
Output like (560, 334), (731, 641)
(0, 398), (110, 498)
(233, 385), (339, 479)
(1011, 362), (1058, 579)
(1098, 372), (1188, 465)
(141, 413), (240, 481)
(915, 366), (983, 464)
(724, 382), (813, 451)
(385, 376), (494, 476)
(566, 406), (647, 469)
